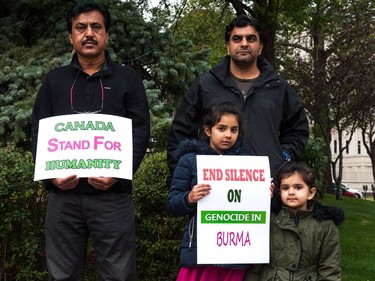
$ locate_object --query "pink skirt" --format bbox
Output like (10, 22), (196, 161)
(176, 266), (246, 281)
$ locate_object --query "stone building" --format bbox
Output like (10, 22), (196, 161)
(330, 128), (374, 193)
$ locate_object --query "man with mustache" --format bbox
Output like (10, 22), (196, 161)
(31, 3), (150, 281)
(167, 15), (309, 183)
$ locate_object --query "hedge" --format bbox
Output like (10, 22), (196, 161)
(0, 148), (184, 281)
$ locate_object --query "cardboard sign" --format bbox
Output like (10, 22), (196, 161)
(197, 155), (270, 264)
(34, 114), (132, 181)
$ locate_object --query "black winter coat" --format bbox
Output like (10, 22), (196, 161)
(167, 56), (309, 178)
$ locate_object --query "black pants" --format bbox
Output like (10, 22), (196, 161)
(45, 192), (136, 281)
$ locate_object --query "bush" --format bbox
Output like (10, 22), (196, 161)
(133, 151), (184, 281)
(0, 145), (47, 281)
(0, 148), (184, 281)
(302, 137), (328, 191)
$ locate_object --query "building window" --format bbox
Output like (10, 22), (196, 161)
(358, 141), (361, 154)
(346, 140), (350, 154)
(334, 140), (337, 154)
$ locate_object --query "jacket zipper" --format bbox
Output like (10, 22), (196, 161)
(188, 215), (195, 247)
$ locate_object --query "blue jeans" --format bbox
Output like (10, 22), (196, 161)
(45, 192), (136, 281)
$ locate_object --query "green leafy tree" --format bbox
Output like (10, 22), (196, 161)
(105, 0), (211, 150)
(167, 0), (234, 66)
(169, 0), (283, 66)
(276, 0), (375, 198)
(357, 39), (375, 183)
(0, 0), (211, 151)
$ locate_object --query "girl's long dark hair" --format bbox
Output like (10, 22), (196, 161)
(201, 102), (243, 142)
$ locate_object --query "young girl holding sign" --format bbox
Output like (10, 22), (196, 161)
(167, 102), (248, 281)
(244, 161), (344, 281)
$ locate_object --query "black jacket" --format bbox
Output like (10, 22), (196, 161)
(31, 51), (150, 193)
(167, 56), (309, 178)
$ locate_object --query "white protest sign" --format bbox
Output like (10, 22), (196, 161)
(197, 155), (270, 264)
(34, 114), (132, 181)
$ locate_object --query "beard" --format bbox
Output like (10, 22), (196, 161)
(230, 49), (258, 67)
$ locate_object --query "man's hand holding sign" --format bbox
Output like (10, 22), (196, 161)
(34, 113), (133, 182)
(87, 176), (119, 190)
(50, 175), (79, 190)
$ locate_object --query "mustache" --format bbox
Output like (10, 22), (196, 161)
(237, 47), (251, 52)
(82, 39), (98, 45)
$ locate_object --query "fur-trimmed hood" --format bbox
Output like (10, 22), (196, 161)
(253, 198), (344, 281)
(312, 202), (345, 226)
(271, 194), (344, 226)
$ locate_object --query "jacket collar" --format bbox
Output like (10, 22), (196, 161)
(275, 200), (345, 226)
(209, 56), (279, 87)
(70, 50), (112, 77)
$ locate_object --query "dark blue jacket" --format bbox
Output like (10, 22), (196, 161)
(167, 139), (249, 268)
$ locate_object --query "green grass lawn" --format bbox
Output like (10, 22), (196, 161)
(322, 194), (375, 281)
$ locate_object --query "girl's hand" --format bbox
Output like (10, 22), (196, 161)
(188, 183), (211, 204)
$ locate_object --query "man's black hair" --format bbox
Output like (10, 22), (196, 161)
(66, 2), (111, 33)
(225, 15), (264, 43)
